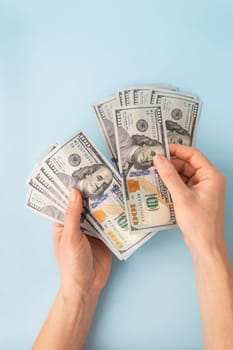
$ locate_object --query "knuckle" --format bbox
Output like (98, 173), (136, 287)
(193, 147), (204, 160)
(216, 172), (226, 190)
(210, 168), (226, 190)
(189, 146), (197, 155)
(53, 224), (58, 234)
(196, 149), (203, 159)
(53, 223), (63, 235)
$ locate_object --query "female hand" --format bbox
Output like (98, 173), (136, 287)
(153, 144), (226, 256)
(53, 189), (112, 298)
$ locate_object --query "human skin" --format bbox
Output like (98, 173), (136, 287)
(79, 165), (113, 199)
(133, 143), (164, 168)
(153, 144), (233, 350)
(33, 144), (233, 350)
(166, 129), (191, 146)
(32, 189), (112, 350)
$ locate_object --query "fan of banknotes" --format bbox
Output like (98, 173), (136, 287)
(25, 84), (201, 260)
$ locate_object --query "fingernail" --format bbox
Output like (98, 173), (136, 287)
(70, 188), (78, 202)
(153, 155), (165, 167)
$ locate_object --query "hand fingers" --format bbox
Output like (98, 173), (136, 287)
(87, 236), (112, 260)
(171, 158), (196, 178)
(187, 173), (200, 187)
(169, 144), (214, 171)
(172, 155), (218, 188)
(180, 174), (189, 184)
(53, 223), (64, 256)
(53, 223), (63, 243)
(53, 222), (64, 234)
(64, 189), (83, 240)
(153, 155), (189, 201)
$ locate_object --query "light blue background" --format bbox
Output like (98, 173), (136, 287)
(0, 0), (233, 349)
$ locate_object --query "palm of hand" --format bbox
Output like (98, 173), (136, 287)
(88, 236), (112, 290)
(171, 155), (226, 250)
(53, 224), (112, 294)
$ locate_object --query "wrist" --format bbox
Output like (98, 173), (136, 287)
(59, 284), (102, 305)
(189, 235), (231, 271)
(53, 286), (101, 350)
(184, 226), (226, 257)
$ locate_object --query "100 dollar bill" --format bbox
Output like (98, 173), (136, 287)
(42, 131), (159, 259)
(27, 165), (67, 209)
(132, 85), (177, 106)
(114, 105), (176, 234)
(154, 92), (201, 146)
(25, 188), (100, 239)
(93, 96), (119, 165)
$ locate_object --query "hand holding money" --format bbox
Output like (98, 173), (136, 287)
(26, 84), (202, 260)
(153, 144), (226, 256)
(54, 188), (112, 296)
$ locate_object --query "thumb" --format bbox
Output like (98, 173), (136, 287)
(153, 155), (188, 201)
(64, 188), (83, 237)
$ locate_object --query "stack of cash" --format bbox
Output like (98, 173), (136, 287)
(25, 84), (201, 260)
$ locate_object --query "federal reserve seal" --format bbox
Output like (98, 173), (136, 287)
(136, 119), (148, 132)
(68, 154), (81, 167)
(171, 108), (183, 120)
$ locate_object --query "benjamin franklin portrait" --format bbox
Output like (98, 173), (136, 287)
(57, 164), (113, 201)
(118, 127), (164, 172)
(166, 120), (191, 146)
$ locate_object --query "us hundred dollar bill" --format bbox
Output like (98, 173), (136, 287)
(26, 188), (65, 224)
(117, 85), (177, 107)
(27, 165), (67, 209)
(28, 177), (66, 211)
(32, 144), (70, 203)
(25, 188), (99, 238)
(133, 86), (154, 106)
(114, 106), (176, 233)
(132, 85), (177, 106)
(116, 89), (133, 106)
(150, 90), (197, 105)
(42, 131), (158, 259)
(40, 164), (69, 202)
(27, 146), (97, 236)
(154, 92), (201, 146)
(93, 96), (119, 165)
(116, 90), (125, 106)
